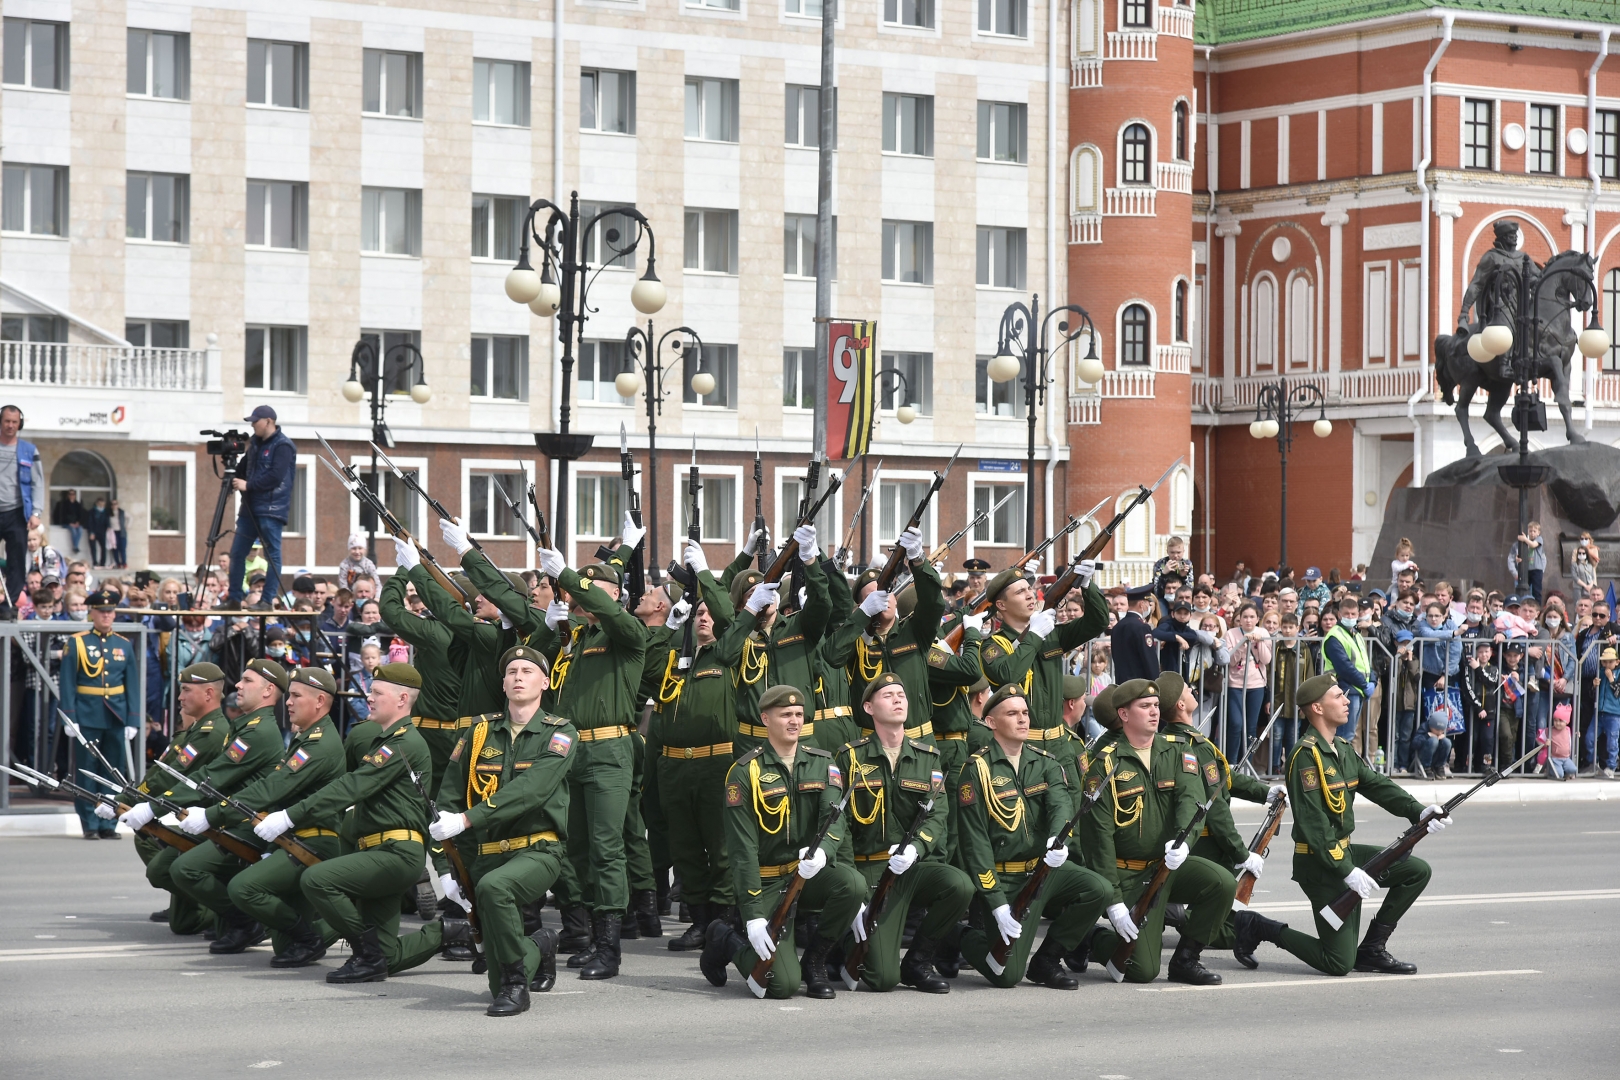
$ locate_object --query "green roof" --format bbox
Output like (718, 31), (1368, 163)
(1196, 0), (1620, 46)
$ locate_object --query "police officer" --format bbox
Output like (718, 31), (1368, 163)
(62, 589), (138, 838)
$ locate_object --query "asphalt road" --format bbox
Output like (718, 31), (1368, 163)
(3, 800), (1617, 1080)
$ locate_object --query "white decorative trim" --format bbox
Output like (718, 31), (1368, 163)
(1363, 221), (1423, 251)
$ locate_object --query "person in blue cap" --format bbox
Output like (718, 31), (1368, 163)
(227, 405), (296, 607)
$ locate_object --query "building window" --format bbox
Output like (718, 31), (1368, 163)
(469, 471), (526, 537)
(1604, 268), (1620, 372)
(782, 348), (813, 409)
(1598, 110), (1620, 181)
(1527, 104), (1557, 175)
(784, 214), (836, 277)
(471, 194), (524, 260)
(576, 474), (627, 542)
(973, 483), (1024, 546)
(581, 69), (635, 133)
(473, 59), (529, 126)
(975, 356), (1025, 416)
(581, 202), (639, 270)
(685, 343), (737, 408)
(1, 315), (64, 343)
(681, 475), (736, 543)
(126, 173), (188, 243)
(247, 40), (307, 109)
(1070, 145), (1101, 214)
(978, 0), (1027, 37)
(1174, 281), (1188, 343)
(360, 330), (422, 393)
(779, 474), (838, 543)
(149, 463), (185, 532)
(1252, 275), (1278, 371)
(127, 30), (187, 99)
(245, 326), (308, 393)
(285, 464), (309, 536)
(685, 209), (738, 274)
(880, 352), (933, 416)
(1123, 0), (1151, 27)
(1122, 123), (1151, 184)
(977, 101), (1027, 163)
(247, 180), (308, 250)
(882, 93), (933, 156)
(125, 320), (189, 348)
(976, 226), (1026, 289)
(785, 0), (823, 16)
(1174, 102), (1189, 161)
(471, 335), (528, 401)
(688, 0), (740, 10)
(881, 221), (933, 284)
(1286, 272), (1313, 370)
(785, 85), (835, 148)
(4, 19), (69, 90)
(2, 164), (67, 236)
(1464, 99), (1493, 170)
(1399, 263), (1421, 359)
(884, 0), (935, 27)
(878, 481), (931, 545)
(685, 78), (739, 142)
(361, 188), (422, 256)
(1121, 304), (1150, 365)
(578, 340), (634, 405)
(361, 468), (419, 536)
(363, 49), (422, 118)
(1116, 490), (1152, 556)
(1364, 264), (1388, 362)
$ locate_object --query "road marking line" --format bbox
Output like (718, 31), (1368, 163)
(1580, 830), (1620, 835)
(1250, 888), (1620, 914)
(1140, 969), (1541, 993)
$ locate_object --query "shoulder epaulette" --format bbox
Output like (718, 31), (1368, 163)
(735, 745), (765, 765)
(389, 725), (408, 738)
(970, 745), (991, 757)
(1160, 733), (1186, 743)
(909, 738), (939, 755)
(540, 712), (568, 726)
(245, 717), (262, 728)
(848, 736), (871, 750)
(1026, 743), (1053, 758)
(801, 745), (831, 758)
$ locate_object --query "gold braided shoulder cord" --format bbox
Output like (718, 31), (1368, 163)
(1105, 744), (1143, 829)
(931, 684), (961, 709)
(465, 720), (499, 808)
(657, 649), (685, 706)
(739, 637), (770, 687)
(749, 757), (789, 835)
(973, 754), (1025, 833)
(855, 637), (886, 682)
(548, 626), (582, 694)
(1309, 742), (1347, 816)
(847, 745), (886, 829)
(75, 635), (105, 679)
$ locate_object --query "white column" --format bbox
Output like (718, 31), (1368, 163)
(1565, 209), (1587, 256)
(1321, 210), (1349, 394)
(1436, 200), (1464, 329)
(1218, 217), (1241, 397)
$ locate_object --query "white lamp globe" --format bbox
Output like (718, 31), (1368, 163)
(690, 371), (716, 398)
(342, 379), (365, 403)
(1467, 334), (1492, 364)
(1579, 325), (1611, 359)
(986, 352), (1022, 384)
(1313, 418), (1333, 438)
(614, 370), (644, 398)
(1075, 353), (1106, 385)
(529, 282), (561, 318)
(631, 275), (667, 315)
(896, 405), (917, 425)
(1249, 420), (1266, 439)
(1481, 323), (1514, 357)
(410, 382), (432, 405)
(505, 267), (542, 305)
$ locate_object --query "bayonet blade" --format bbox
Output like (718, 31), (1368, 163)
(370, 442), (405, 477)
(1079, 493), (1111, 523)
(939, 442), (964, 480)
(619, 421), (628, 455)
(1146, 455), (1186, 497)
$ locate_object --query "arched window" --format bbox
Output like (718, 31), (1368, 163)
(1121, 304), (1150, 366)
(1117, 491), (1153, 557)
(1070, 144), (1101, 214)
(1251, 274), (1277, 373)
(1122, 124), (1150, 185)
(1287, 270), (1314, 370)
(1073, 0), (1101, 57)
(1174, 280), (1189, 343)
(50, 452), (116, 543)
(1169, 468), (1192, 534)
(1173, 102), (1189, 161)
(1604, 267), (1620, 372)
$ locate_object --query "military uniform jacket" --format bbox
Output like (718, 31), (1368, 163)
(136, 709), (229, 798)
(723, 558), (831, 736)
(956, 739), (1073, 910)
(807, 557), (859, 750)
(166, 706), (284, 809)
(833, 559), (946, 735)
(654, 631), (744, 750)
(288, 719), (433, 839)
(379, 571), (461, 722)
(1078, 734), (1202, 906)
(205, 716), (346, 833)
(1164, 721), (1270, 866)
(60, 628), (137, 730)
(644, 566), (733, 711)
(1287, 730), (1424, 884)
(839, 735), (948, 865)
(523, 566), (646, 733)
(981, 584), (1109, 733)
(438, 710), (577, 844)
(723, 742), (848, 922)
(411, 564), (515, 720)
(926, 619), (986, 736)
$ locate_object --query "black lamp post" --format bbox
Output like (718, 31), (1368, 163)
(341, 339), (430, 560)
(503, 191), (666, 552)
(1248, 381), (1331, 570)
(614, 322), (707, 579)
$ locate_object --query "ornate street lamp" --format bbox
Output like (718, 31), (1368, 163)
(1248, 381), (1331, 569)
(341, 339), (430, 559)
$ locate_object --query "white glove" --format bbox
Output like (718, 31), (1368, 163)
(120, 802), (155, 831)
(887, 843), (918, 876)
(1424, 804), (1452, 834)
(744, 529), (770, 557)
(158, 813), (181, 829)
(499, 614), (513, 630)
(439, 517), (473, 556)
(793, 524), (819, 561)
(439, 873), (468, 913)
(1343, 866), (1378, 899)
(858, 589), (889, 618)
(797, 845), (827, 880)
(178, 810), (212, 836)
(746, 917), (776, 957)
(898, 526), (924, 563)
(1076, 559), (1099, 588)
(125, 726), (140, 743)
(1163, 840), (1190, 871)
(683, 539), (709, 575)
(991, 903), (1023, 944)
(849, 905), (869, 943)
(1106, 902), (1139, 942)
(254, 809), (294, 842)
(545, 602), (571, 630)
(93, 801), (117, 821)
(1267, 783), (1287, 800)
(620, 511), (646, 550)
(962, 611), (987, 634)
(61, 717), (81, 741)
(538, 547), (565, 579)
(393, 537), (420, 571)
(745, 580), (780, 615)
(1237, 851), (1265, 879)
(665, 598), (692, 630)
(1027, 609), (1057, 639)
(429, 810), (467, 841)
(1043, 837), (1069, 869)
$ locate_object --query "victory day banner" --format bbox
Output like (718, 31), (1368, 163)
(825, 318), (876, 460)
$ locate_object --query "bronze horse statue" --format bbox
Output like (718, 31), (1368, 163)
(1434, 249), (1599, 458)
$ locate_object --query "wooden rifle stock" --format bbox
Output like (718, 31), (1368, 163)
(838, 797), (935, 989)
(761, 478), (843, 585)
(1105, 799), (1211, 981)
(1232, 794), (1287, 909)
(938, 520), (1082, 654)
(745, 790), (851, 998)
(152, 760), (324, 867)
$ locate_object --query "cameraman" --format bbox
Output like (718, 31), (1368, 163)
(226, 406), (296, 607)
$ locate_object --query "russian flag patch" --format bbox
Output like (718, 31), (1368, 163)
(931, 769), (944, 792)
(288, 748), (311, 772)
(548, 732), (573, 756)
(177, 744), (197, 766)
(226, 737), (249, 762)
(827, 764), (843, 790)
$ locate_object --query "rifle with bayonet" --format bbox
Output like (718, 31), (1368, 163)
(1232, 791), (1287, 910)
(619, 423), (646, 609)
(862, 444), (961, 634)
(745, 786), (853, 998)
(1041, 456), (1185, 614)
(834, 456), (880, 569)
(77, 764), (266, 863)
(0, 761), (197, 851)
(151, 759), (323, 868)
(371, 442), (482, 554)
(401, 755), (484, 959)
(753, 426), (769, 571)
(758, 462), (842, 589)
(936, 507), (1094, 655)
(928, 488), (1017, 565)
(1105, 798), (1213, 982)
(667, 439), (704, 682)
(838, 796), (935, 990)
(493, 467), (544, 547)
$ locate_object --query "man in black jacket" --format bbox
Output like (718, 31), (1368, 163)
(1110, 585), (1160, 682)
(227, 406), (296, 607)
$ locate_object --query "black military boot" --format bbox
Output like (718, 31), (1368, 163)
(1066, 925), (1100, 974)
(149, 908), (170, 923)
(700, 918), (742, 987)
(529, 928), (559, 993)
(619, 909), (640, 941)
(1167, 937), (1222, 986)
(1232, 910), (1288, 971)
(668, 902), (708, 952)
(1354, 920), (1417, 974)
(801, 930), (838, 1000)
(270, 917), (327, 968)
(560, 905), (593, 964)
(209, 909), (268, 955)
(900, 933), (951, 994)
(521, 900), (545, 936)
(656, 871), (673, 916)
(439, 915), (476, 962)
(327, 927), (389, 983)
(901, 904), (926, 949)
(486, 960), (531, 1017)
(633, 888), (663, 937)
(580, 913), (621, 979)
(1027, 935), (1081, 990)
(1162, 902), (1188, 934)
(933, 922), (964, 978)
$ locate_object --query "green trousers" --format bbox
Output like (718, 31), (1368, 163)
(623, 730), (655, 894)
(1275, 846), (1432, 976)
(1189, 834), (1242, 948)
(419, 726), (461, 877)
(170, 839), (254, 917)
(564, 738), (633, 914)
(732, 864), (867, 1000)
(657, 755), (733, 906)
(228, 838), (344, 948)
(470, 843), (565, 996)
(299, 840), (432, 970)
(962, 862), (1113, 987)
(642, 727), (671, 876)
(935, 736), (969, 860)
(135, 835), (211, 935)
(1088, 855), (1238, 983)
(855, 860), (973, 992)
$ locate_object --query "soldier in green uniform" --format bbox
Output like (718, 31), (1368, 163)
(407, 549), (520, 723)
(956, 685), (1112, 989)
(427, 645), (574, 1016)
(832, 529), (943, 741)
(1231, 674), (1450, 976)
(63, 590), (139, 838)
(170, 667), (347, 964)
(839, 673), (971, 993)
(255, 663), (434, 984)
(1079, 679), (1237, 985)
(808, 552), (859, 752)
(700, 684), (865, 999)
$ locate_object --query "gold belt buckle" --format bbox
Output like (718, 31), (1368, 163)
(499, 839), (512, 852)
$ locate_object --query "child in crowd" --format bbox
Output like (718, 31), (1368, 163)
(1389, 537), (1418, 594)
(1543, 703), (1578, 781)
(1412, 702), (1454, 780)
(336, 533), (381, 594)
(1592, 647), (1620, 780)
(1509, 521), (1546, 602)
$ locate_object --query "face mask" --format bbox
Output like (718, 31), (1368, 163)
(1546, 616), (1562, 629)
(268, 644), (289, 658)
(1466, 612), (1481, 624)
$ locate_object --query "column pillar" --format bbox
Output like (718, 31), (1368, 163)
(1217, 215), (1241, 401)
(1321, 209), (1349, 395)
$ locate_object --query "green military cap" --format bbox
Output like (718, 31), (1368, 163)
(984, 568), (1023, 604)
(179, 662), (226, 684)
(450, 571), (474, 595)
(289, 667), (337, 696)
(500, 644), (551, 674)
(860, 671), (905, 706)
(503, 571), (528, 594)
(983, 683), (1027, 716)
(1155, 671), (1187, 708)
(1092, 685), (1120, 730)
(897, 582), (917, 621)
(729, 569), (765, 610)
(373, 662), (423, 689)
(758, 684), (805, 712)
(969, 676), (991, 696)
(1061, 674), (1089, 701)
(1296, 673), (1337, 708)
(1112, 678), (1159, 708)
(244, 657), (289, 693)
(664, 580), (685, 606)
(580, 563), (622, 586)
(853, 567), (883, 594)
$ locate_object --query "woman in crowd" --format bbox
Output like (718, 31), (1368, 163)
(1221, 602), (1272, 759)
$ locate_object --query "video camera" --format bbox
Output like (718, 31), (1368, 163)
(202, 428), (250, 461)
